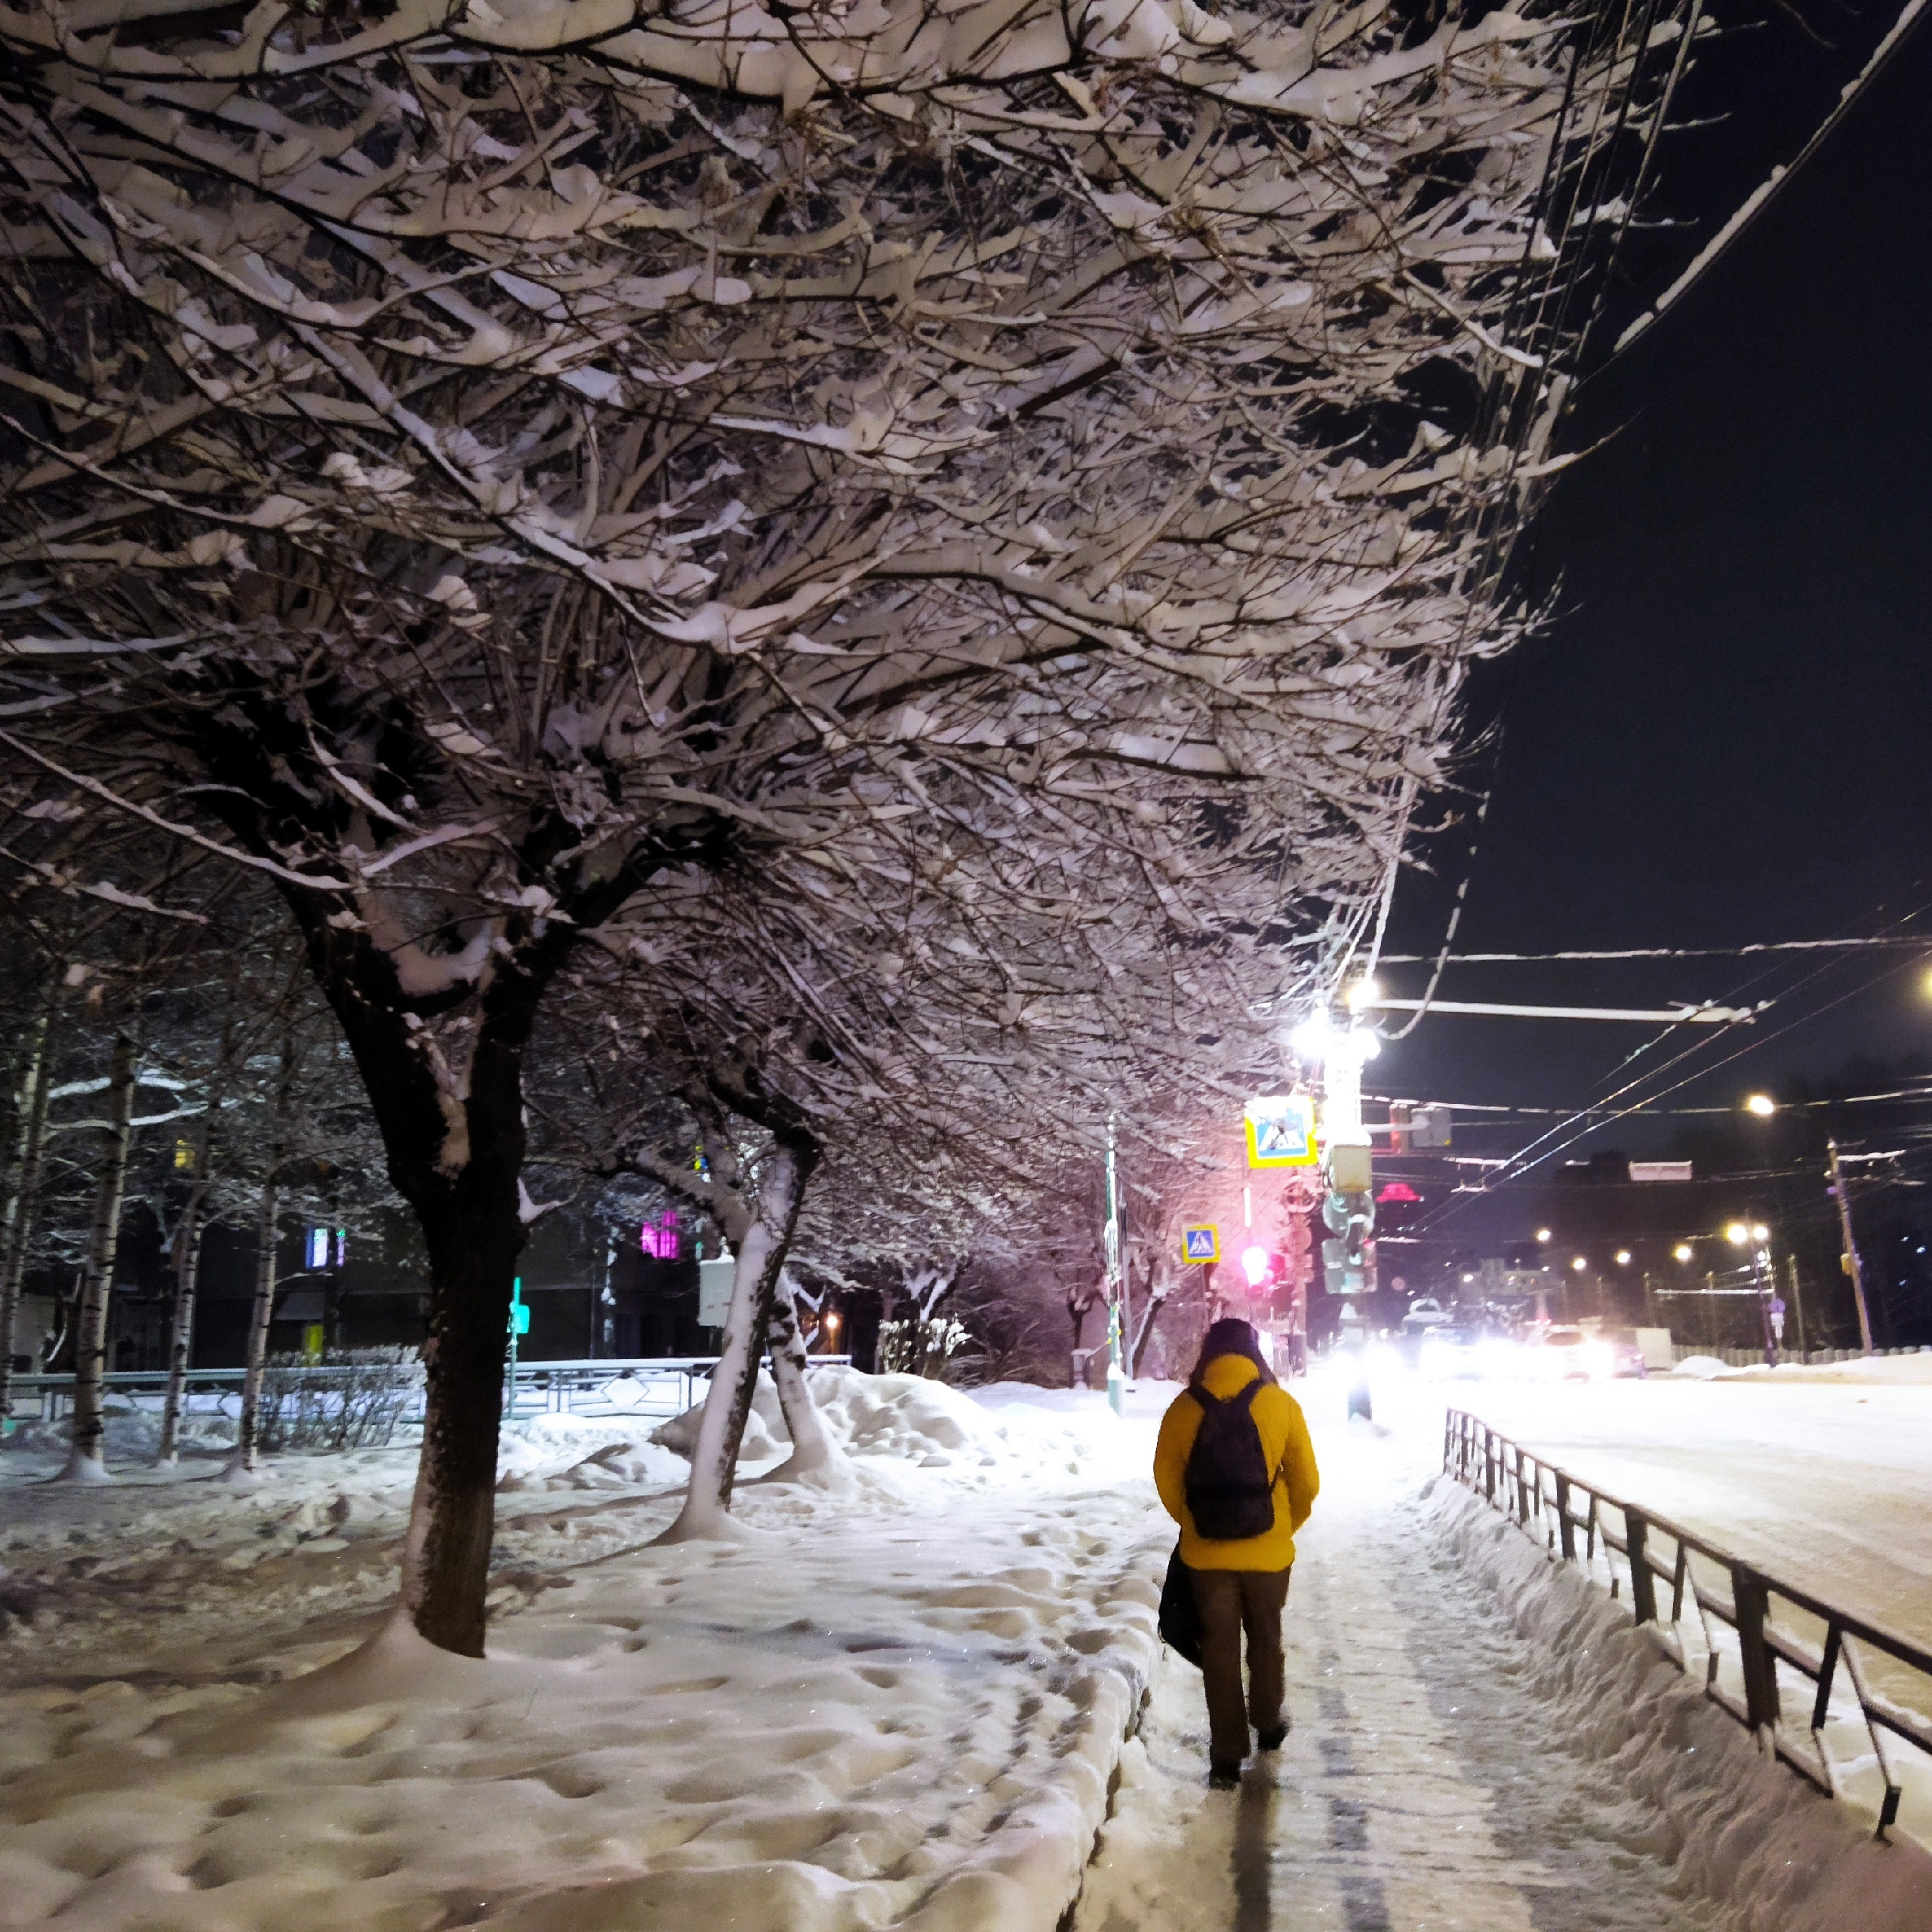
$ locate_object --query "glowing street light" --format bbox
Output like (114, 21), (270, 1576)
(1345, 977), (1382, 1013)
(1615, 1250), (1632, 1266)
(1726, 1221), (1771, 1247)
(1745, 1094), (1777, 1118)
(1673, 1242), (1694, 1263)
(1241, 1244), (1272, 1287)
(1571, 1256), (1588, 1272)
(1536, 1227), (1552, 1244)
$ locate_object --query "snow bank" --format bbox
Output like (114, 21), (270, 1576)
(0, 1413), (1170, 1932)
(1714, 1354), (1932, 1386)
(1426, 1477), (1932, 1930)
(495, 1411), (692, 1491)
(1670, 1353), (1733, 1379)
(646, 1367), (1141, 1478)
(1, 1403), (237, 1465)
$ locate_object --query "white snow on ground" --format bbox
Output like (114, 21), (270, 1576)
(0, 1374), (1168, 1931)
(4, 1362), (1929, 1931)
(1452, 1372), (1932, 1651)
(1078, 1378), (1932, 1932)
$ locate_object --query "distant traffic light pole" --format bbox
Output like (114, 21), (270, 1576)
(1826, 1140), (1876, 1355)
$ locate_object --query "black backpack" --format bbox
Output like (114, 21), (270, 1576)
(1183, 1380), (1278, 1540)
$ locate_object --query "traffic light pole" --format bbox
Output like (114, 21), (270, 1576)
(1826, 1140), (1875, 1355)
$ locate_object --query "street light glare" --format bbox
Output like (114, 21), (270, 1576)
(1346, 977), (1381, 1011)
(1673, 1243), (1694, 1263)
(1751, 1223), (1770, 1243)
(1571, 1255), (1588, 1272)
(1289, 1013), (1331, 1059)
(1745, 1093), (1776, 1117)
(1725, 1222), (1749, 1245)
(1536, 1227), (1552, 1243)
(1615, 1249), (1632, 1266)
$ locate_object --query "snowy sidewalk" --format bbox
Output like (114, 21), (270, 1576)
(1076, 1418), (1932, 1932)
(1079, 1426), (1715, 1932)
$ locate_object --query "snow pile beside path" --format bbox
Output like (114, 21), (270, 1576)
(496, 1411), (691, 1491)
(1720, 1353), (1932, 1386)
(0, 1467), (1170, 1932)
(1427, 1478), (1932, 1930)
(647, 1368), (1139, 1478)
(1670, 1354), (1732, 1379)
(2, 1402), (237, 1466)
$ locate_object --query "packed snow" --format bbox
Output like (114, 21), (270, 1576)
(4, 1361), (1929, 1930)
(1451, 1371), (1932, 1651)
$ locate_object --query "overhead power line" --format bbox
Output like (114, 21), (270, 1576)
(1373, 937), (1930, 964)
(1361, 997), (1764, 1023)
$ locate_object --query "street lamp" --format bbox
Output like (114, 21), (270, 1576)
(1745, 1094), (1777, 1118)
(1672, 1242), (1694, 1263)
(1536, 1227), (1552, 1244)
(822, 1308), (843, 1355)
(1571, 1256), (1588, 1272)
(1725, 1221), (1779, 1367)
(1615, 1250), (1632, 1266)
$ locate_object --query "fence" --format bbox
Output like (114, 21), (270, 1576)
(1444, 1408), (1932, 1842)
(10, 1355), (852, 1427)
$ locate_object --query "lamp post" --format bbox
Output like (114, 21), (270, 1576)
(1726, 1221), (1777, 1368)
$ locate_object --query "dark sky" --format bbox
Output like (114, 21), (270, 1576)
(1371, 5), (1932, 1166)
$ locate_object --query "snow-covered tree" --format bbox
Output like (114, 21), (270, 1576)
(0, 0), (1697, 1642)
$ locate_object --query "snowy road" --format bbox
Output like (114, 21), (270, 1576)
(1078, 1422), (1718, 1932)
(1445, 1367), (1932, 1646)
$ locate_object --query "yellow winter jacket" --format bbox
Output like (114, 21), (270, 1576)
(1153, 1355), (1319, 1571)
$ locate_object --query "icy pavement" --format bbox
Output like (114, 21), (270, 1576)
(1078, 1402), (1932, 1932)
(1078, 1422), (1721, 1932)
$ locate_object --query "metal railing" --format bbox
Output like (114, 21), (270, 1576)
(8, 1355), (852, 1426)
(1444, 1408), (1932, 1841)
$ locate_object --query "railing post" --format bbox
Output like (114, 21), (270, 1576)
(1483, 1431), (1497, 1503)
(1812, 1625), (1841, 1734)
(1555, 1473), (1574, 1561)
(1626, 1509), (1657, 1624)
(1515, 1447), (1531, 1525)
(1733, 1564), (1781, 1732)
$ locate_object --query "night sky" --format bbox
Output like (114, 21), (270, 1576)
(1371, 6), (1932, 1172)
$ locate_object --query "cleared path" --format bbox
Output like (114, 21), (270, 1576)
(1075, 1425), (1718, 1932)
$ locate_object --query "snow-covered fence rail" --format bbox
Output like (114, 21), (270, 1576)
(1444, 1408), (1932, 1843)
(10, 1355), (851, 1428)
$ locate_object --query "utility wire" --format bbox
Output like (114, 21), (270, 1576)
(1374, 935), (1930, 963)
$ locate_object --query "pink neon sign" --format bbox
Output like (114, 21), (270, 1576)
(639, 1211), (680, 1260)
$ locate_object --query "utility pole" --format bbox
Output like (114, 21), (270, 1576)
(1784, 1254), (1807, 1359)
(1826, 1140), (1875, 1355)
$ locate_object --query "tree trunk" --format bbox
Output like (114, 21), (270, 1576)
(1129, 1287), (1168, 1376)
(663, 1134), (818, 1540)
(0, 1000), (57, 1432)
(763, 1271), (840, 1478)
(1067, 1291), (1094, 1386)
(157, 1180), (210, 1466)
(226, 1166), (281, 1480)
(396, 1177), (527, 1654)
(58, 1032), (137, 1484)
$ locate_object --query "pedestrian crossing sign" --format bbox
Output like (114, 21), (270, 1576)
(1181, 1225), (1220, 1264)
(1245, 1093), (1318, 1168)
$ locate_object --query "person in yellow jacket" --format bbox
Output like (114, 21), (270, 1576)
(1154, 1318), (1320, 1784)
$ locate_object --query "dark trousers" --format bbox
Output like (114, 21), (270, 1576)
(1190, 1566), (1291, 1767)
